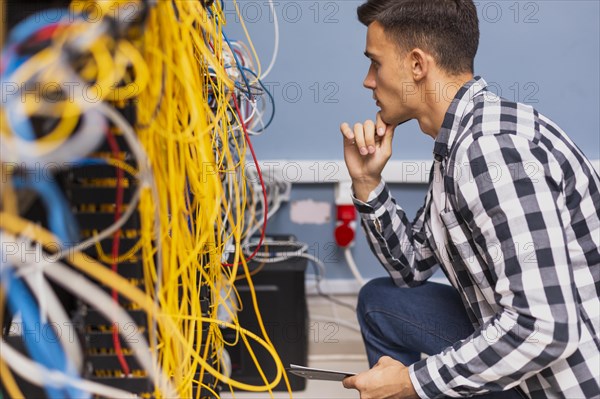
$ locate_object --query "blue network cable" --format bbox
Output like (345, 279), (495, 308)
(206, 5), (253, 97)
(240, 67), (275, 132)
(1, 9), (69, 141)
(221, 30), (253, 99)
(0, 266), (88, 399)
(12, 175), (80, 247)
(1, 9), (69, 79)
(12, 158), (113, 247)
(72, 158), (110, 167)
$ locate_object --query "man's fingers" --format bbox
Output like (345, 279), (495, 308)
(354, 123), (368, 155)
(341, 120), (383, 156)
(375, 112), (387, 136)
(340, 122), (354, 140)
(363, 119), (376, 154)
(342, 375), (357, 389)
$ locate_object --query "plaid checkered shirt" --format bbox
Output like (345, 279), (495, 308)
(352, 77), (600, 398)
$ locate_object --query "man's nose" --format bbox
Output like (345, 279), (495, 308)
(363, 66), (375, 89)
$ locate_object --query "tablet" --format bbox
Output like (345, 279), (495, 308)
(286, 364), (356, 381)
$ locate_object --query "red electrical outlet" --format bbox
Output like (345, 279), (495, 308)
(334, 182), (357, 248)
(335, 204), (356, 247)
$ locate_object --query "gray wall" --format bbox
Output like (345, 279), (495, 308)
(226, 1), (600, 280)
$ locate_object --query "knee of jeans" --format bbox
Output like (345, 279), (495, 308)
(357, 277), (391, 317)
(357, 279), (377, 327)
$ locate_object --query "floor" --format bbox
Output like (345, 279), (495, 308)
(220, 294), (368, 399)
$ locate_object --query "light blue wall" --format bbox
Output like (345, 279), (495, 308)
(225, 1), (600, 280)
(264, 184), (429, 281)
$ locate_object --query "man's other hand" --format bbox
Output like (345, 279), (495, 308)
(340, 112), (395, 202)
(342, 356), (419, 399)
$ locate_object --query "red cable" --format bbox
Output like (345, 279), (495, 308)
(105, 129), (131, 376)
(31, 23), (60, 43)
(233, 49), (245, 66)
(1, 23), (60, 75)
(222, 95), (268, 267)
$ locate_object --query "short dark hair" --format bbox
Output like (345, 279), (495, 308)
(357, 0), (479, 75)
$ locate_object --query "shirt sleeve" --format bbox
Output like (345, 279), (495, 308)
(409, 134), (580, 398)
(351, 178), (439, 287)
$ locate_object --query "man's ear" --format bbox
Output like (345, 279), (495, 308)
(409, 49), (430, 82)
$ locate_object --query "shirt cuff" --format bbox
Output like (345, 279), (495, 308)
(351, 178), (387, 213)
(408, 363), (430, 399)
(409, 358), (447, 399)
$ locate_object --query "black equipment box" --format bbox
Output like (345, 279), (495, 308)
(224, 239), (309, 392)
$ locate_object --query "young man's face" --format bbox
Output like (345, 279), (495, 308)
(363, 21), (416, 126)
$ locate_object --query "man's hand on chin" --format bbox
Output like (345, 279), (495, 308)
(342, 356), (420, 399)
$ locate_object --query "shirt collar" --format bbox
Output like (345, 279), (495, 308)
(433, 76), (488, 159)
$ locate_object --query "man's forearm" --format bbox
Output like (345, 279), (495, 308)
(352, 176), (382, 202)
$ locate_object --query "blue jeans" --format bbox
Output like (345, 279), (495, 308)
(357, 278), (525, 399)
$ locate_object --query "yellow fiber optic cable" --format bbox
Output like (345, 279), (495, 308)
(94, 234), (144, 264)
(0, 176), (18, 216)
(0, 358), (26, 399)
(232, 0), (262, 83)
(132, 1), (290, 395)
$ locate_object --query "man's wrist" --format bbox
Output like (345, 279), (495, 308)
(352, 176), (382, 202)
(401, 365), (420, 399)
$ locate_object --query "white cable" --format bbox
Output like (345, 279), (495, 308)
(232, 41), (255, 72)
(1, 39), (159, 273)
(246, 111), (266, 136)
(240, 177), (270, 246)
(232, 95), (266, 136)
(246, 108), (266, 135)
(344, 248), (367, 286)
(245, 253), (325, 285)
(96, 102), (153, 188)
(299, 252), (327, 281)
(219, 178), (235, 262)
(242, 240), (309, 260)
(242, 176), (283, 245)
(245, 95), (268, 135)
(46, 100), (152, 260)
(243, 241), (332, 288)
(0, 340), (139, 398)
(53, 184), (142, 259)
(0, 107), (108, 169)
(239, 176), (257, 246)
(1, 12), (167, 395)
(240, 95), (259, 125)
(45, 270), (173, 396)
(52, 103), (163, 362)
(242, 199), (280, 246)
(2, 236), (83, 372)
(35, 261), (176, 397)
(95, 92), (164, 372)
(19, 264), (85, 371)
(265, 195), (282, 221)
(242, 242), (328, 283)
(259, 0), (279, 80)
(1, 239), (177, 398)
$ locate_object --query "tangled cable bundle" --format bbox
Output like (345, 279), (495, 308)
(0, 0), (288, 398)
